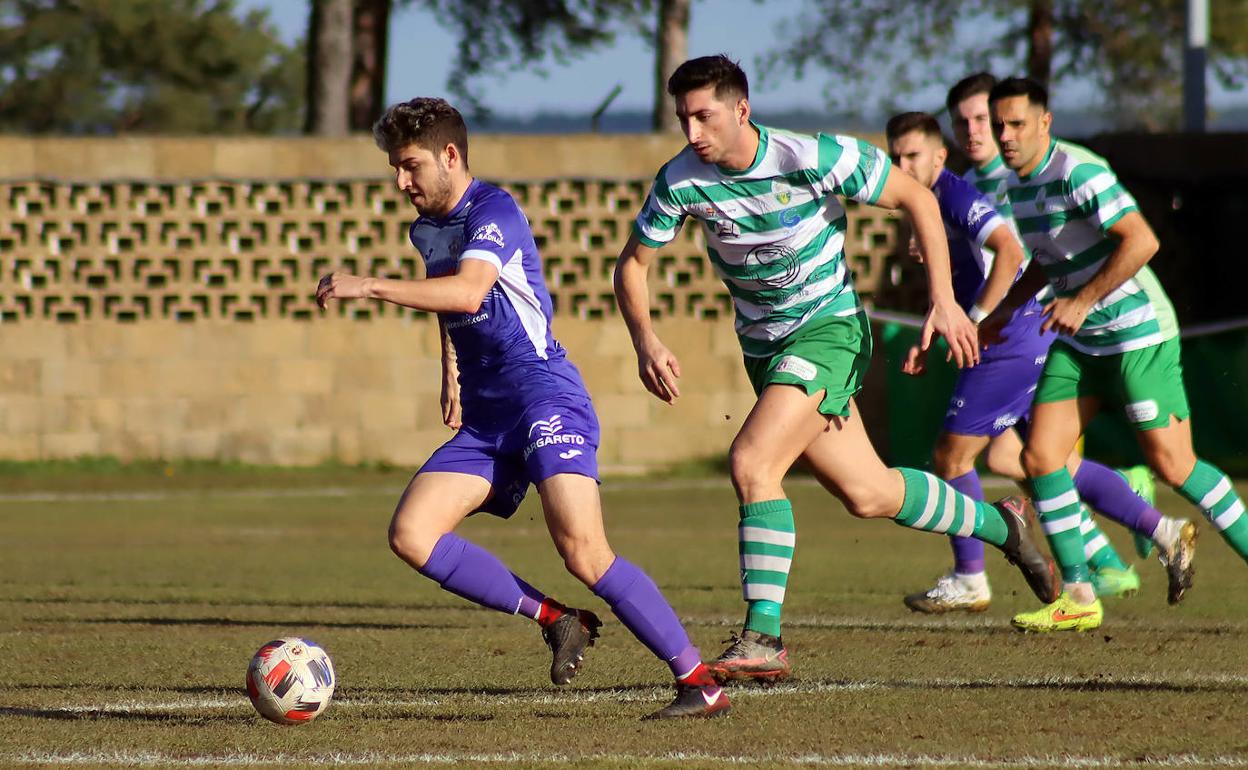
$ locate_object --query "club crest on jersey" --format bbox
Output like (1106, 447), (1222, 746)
(471, 222), (505, 248)
(524, 414), (587, 460)
(771, 180), (792, 206)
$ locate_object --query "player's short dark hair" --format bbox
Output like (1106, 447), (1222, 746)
(373, 97), (469, 164)
(945, 72), (998, 113)
(988, 77), (1049, 110)
(885, 111), (943, 143)
(667, 54), (749, 102)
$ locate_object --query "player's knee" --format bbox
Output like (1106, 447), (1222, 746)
(729, 442), (782, 498)
(387, 520), (437, 570)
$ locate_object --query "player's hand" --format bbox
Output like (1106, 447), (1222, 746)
(316, 272), (370, 308)
(440, 372), (462, 430)
(922, 300), (979, 368)
(636, 338), (682, 404)
(901, 344), (927, 376)
(1041, 296), (1092, 336)
(979, 315), (1010, 349)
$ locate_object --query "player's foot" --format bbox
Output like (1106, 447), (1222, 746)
(1091, 565), (1140, 598)
(993, 496), (1061, 603)
(1122, 465), (1157, 559)
(1155, 519), (1198, 605)
(1011, 592), (1104, 633)
(644, 683), (730, 720)
(903, 571), (991, 614)
(541, 608), (601, 685)
(706, 630), (790, 683)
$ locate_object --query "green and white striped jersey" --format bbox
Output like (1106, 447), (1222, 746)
(633, 123), (891, 357)
(1007, 138), (1165, 355)
(963, 154), (1011, 212)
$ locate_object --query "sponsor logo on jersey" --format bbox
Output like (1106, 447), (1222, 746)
(1124, 399), (1159, 424)
(713, 219), (741, 239)
(524, 414), (587, 459)
(993, 413), (1021, 431)
(446, 311), (489, 330)
(779, 209), (801, 228)
(771, 179), (792, 206)
(775, 355), (817, 382)
(747, 244), (800, 288)
(471, 222), (505, 248)
(967, 199), (994, 227)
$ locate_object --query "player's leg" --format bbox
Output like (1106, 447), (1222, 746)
(904, 430), (993, 614)
(1122, 339), (1247, 593)
(537, 472), (727, 719)
(796, 399), (1056, 604)
(391, 432), (596, 683)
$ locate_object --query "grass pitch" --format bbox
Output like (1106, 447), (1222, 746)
(3, 468), (1248, 768)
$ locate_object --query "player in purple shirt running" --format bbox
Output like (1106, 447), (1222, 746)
(316, 97), (727, 719)
(885, 109), (1192, 612)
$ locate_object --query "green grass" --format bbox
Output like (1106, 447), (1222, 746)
(3, 473), (1248, 768)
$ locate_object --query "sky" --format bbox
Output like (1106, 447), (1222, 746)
(240, 0), (1245, 122)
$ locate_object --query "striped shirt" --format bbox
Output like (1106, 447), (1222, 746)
(1007, 139), (1163, 355)
(633, 123), (891, 357)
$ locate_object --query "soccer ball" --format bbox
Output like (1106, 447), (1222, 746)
(246, 637), (336, 725)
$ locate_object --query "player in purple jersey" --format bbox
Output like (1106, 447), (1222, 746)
(886, 107), (1192, 612)
(315, 98), (727, 719)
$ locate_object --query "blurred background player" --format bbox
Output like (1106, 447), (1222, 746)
(614, 55), (1058, 683)
(316, 97), (727, 717)
(983, 77), (1248, 632)
(885, 103), (1193, 613)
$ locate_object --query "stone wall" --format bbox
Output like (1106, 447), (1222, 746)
(0, 136), (902, 470)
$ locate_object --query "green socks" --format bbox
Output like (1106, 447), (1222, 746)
(739, 499), (795, 637)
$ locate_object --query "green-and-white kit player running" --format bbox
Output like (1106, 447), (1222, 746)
(981, 76), (1248, 632)
(613, 54), (1060, 682)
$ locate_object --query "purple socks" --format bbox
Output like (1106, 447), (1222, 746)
(591, 556), (703, 679)
(1075, 460), (1162, 537)
(419, 534), (703, 679)
(418, 532), (547, 617)
(947, 470), (987, 574)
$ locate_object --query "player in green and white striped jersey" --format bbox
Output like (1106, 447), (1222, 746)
(614, 55), (1060, 680)
(980, 77), (1248, 632)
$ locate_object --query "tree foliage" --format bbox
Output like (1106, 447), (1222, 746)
(422, 0), (655, 118)
(759, 0), (1248, 129)
(0, 0), (303, 134)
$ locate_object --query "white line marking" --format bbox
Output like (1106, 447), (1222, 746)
(10, 749), (1248, 767)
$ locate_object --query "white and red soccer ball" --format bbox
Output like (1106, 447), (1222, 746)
(246, 637), (336, 725)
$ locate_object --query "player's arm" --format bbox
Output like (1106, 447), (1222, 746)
(316, 259), (498, 314)
(613, 231), (682, 404)
(969, 226), (1027, 320)
(1041, 210), (1158, 336)
(875, 171), (980, 367)
(437, 318), (462, 430)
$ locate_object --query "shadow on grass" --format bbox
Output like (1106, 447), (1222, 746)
(0, 706), (495, 724)
(62, 617), (469, 631)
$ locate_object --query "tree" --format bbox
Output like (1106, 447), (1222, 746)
(652, 0), (691, 132)
(349, 0), (390, 131)
(758, 0), (1248, 130)
(305, 0), (353, 135)
(0, 0), (302, 134)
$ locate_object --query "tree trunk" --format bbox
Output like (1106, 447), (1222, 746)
(304, 0), (353, 136)
(651, 0), (690, 133)
(350, 0), (390, 131)
(1026, 0), (1054, 87)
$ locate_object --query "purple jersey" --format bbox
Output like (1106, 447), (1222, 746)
(409, 179), (588, 430)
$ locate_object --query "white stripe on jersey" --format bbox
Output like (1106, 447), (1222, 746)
(496, 250), (548, 360)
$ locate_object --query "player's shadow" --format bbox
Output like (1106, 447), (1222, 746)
(63, 617), (469, 631)
(5, 596), (460, 612)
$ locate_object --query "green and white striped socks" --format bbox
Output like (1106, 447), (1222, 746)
(1178, 459), (1248, 563)
(894, 468), (1007, 546)
(1079, 505), (1129, 571)
(1031, 468), (1091, 584)
(739, 499), (795, 637)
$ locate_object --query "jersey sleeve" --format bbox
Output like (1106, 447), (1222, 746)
(459, 195), (524, 273)
(943, 179), (1007, 249)
(1067, 162), (1138, 234)
(632, 163), (687, 248)
(815, 134), (892, 205)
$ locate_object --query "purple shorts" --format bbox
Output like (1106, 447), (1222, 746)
(943, 307), (1054, 437)
(418, 395), (601, 518)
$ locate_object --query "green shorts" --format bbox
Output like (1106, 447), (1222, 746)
(742, 312), (872, 418)
(1033, 338), (1190, 430)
